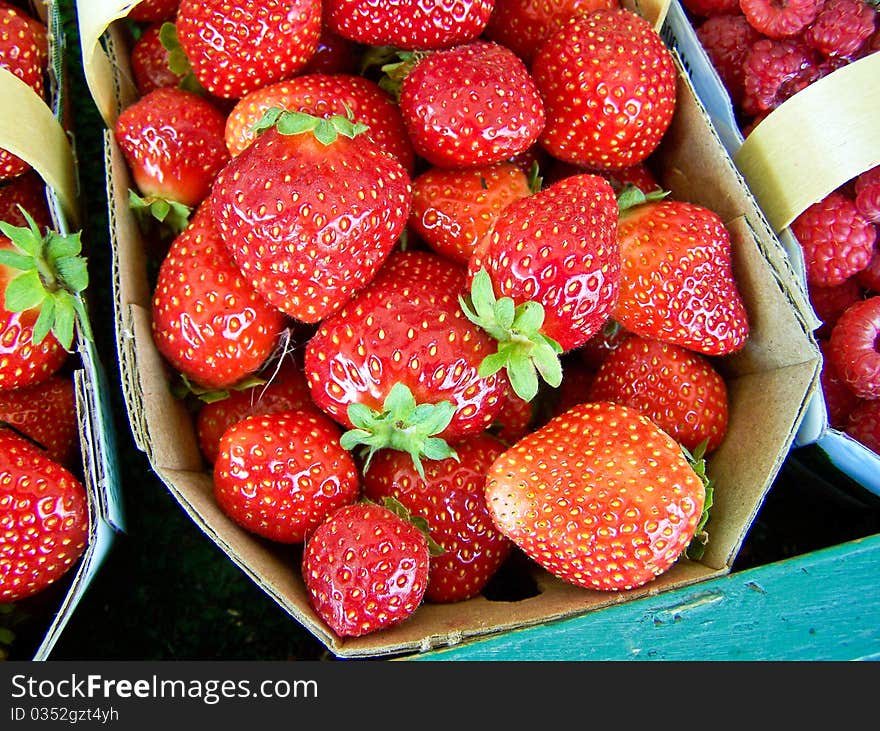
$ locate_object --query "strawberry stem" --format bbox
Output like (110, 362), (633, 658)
(371, 496), (446, 557)
(251, 107), (370, 145)
(616, 184), (670, 214)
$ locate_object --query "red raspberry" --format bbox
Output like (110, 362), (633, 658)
(828, 295), (880, 400)
(856, 246), (880, 293)
(741, 38), (822, 117)
(696, 13), (762, 106)
(819, 340), (862, 430)
(809, 277), (864, 338)
(791, 191), (876, 287)
(804, 0), (877, 58)
(846, 399), (880, 454)
(740, 0), (824, 38)
(682, 0), (741, 17)
(855, 166), (880, 223)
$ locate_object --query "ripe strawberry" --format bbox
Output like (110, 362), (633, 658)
(483, 0), (619, 66)
(175, 0), (322, 100)
(0, 4), (45, 180)
(0, 374), (78, 466)
(741, 38), (822, 117)
(408, 161), (532, 265)
(302, 500), (430, 638)
(305, 250), (508, 472)
(397, 40), (545, 169)
(0, 428), (89, 602)
(211, 109), (411, 324)
(696, 13), (762, 107)
(301, 25), (361, 76)
(484, 400), (707, 592)
(151, 199), (289, 391)
(587, 333), (729, 453)
(740, 0), (823, 39)
(462, 173), (620, 401)
(126, 0), (180, 22)
(213, 409), (360, 543)
(325, 0), (494, 51)
(791, 191), (876, 287)
(614, 195), (750, 357)
(0, 0), (46, 68)
(531, 8), (677, 171)
(828, 295), (880, 400)
(846, 399), (880, 454)
(490, 384), (535, 444)
(130, 22), (187, 96)
(803, 0), (877, 58)
(361, 432), (513, 603)
(0, 170), (51, 231)
(196, 355), (317, 464)
(224, 73), (414, 174)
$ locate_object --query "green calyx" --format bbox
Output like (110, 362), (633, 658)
(370, 496), (446, 557)
(339, 382), (458, 481)
(683, 440), (715, 561)
(0, 207), (92, 350)
(129, 189), (192, 237)
(158, 21), (205, 95)
(378, 51), (426, 102)
(616, 184), (670, 215)
(459, 268), (563, 403)
(170, 373), (267, 404)
(251, 106), (370, 146)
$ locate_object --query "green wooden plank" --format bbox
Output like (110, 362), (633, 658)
(404, 533), (880, 661)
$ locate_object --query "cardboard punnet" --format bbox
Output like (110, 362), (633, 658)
(662, 0), (880, 498)
(83, 0), (820, 657)
(0, 0), (124, 660)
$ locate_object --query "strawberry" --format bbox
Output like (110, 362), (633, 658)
(408, 161), (533, 265)
(0, 171), (51, 232)
(613, 193), (750, 357)
(325, 0), (495, 51)
(828, 295), (880, 400)
(223, 73), (414, 174)
(175, 0), (322, 100)
(213, 408), (360, 543)
(461, 173), (620, 401)
(531, 8), (677, 171)
(491, 384), (535, 444)
(130, 23), (187, 96)
(484, 400), (708, 592)
(301, 24), (362, 76)
(0, 209), (91, 391)
(302, 500), (430, 638)
(195, 355), (317, 464)
(304, 249), (508, 473)
(126, 0), (180, 23)
(587, 333), (729, 453)
(396, 40), (545, 169)
(0, 374), (78, 466)
(151, 199), (289, 391)
(211, 108), (411, 324)
(0, 428), (89, 602)
(361, 432), (513, 603)
(483, 0), (620, 66)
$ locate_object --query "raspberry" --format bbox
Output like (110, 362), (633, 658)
(809, 277), (864, 338)
(682, 0), (741, 17)
(741, 38), (821, 117)
(856, 246), (880, 293)
(696, 13), (762, 106)
(791, 191), (877, 287)
(740, 0), (824, 39)
(819, 340), (862, 430)
(846, 399), (880, 454)
(855, 166), (880, 224)
(828, 295), (880, 400)
(803, 0), (877, 58)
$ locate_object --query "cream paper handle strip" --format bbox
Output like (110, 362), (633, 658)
(76, 0), (141, 128)
(0, 68), (78, 226)
(734, 52), (880, 234)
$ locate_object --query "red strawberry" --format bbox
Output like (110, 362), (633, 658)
(151, 199), (289, 391)
(739, 0), (823, 39)
(0, 170), (51, 232)
(302, 500), (430, 638)
(828, 295), (880, 400)
(531, 8), (677, 171)
(397, 40), (545, 169)
(803, 0), (877, 58)
(0, 428), (88, 602)
(175, 0), (322, 100)
(211, 109), (411, 324)
(614, 195), (750, 356)
(304, 249), (508, 472)
(484, 400), (707, 592)
(462, 173), (620, 401)
(791, 191), (876, 288)
(223, 73), (415, 174)
(196, 355), (317, 464)
(130, 22), (187, 96)
(0, 374), (78, 466)
(361, 432), (513, 603)
(587, 333), (729, 453)
(325, 0), (494, 51)
(408, 161), (532, 265)
(490, 384), (535, 444)
(483, 0), (620, 66)
(126, 0), (180, 23)
(846, 399), (880, 454)
(301, 24), (362, 76)
(213, 409), (360, 543)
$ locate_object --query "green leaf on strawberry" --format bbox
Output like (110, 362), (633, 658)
(375, 496), (446, 557)
(157, 21), (206, 95)
(683, 440), (715, 561)
(129, 189), (192, 237)
(340, 382), (458, 480)
(0, 207), (92, 349)
(460, 268), (563, 402)
(251, 107), (370, 144)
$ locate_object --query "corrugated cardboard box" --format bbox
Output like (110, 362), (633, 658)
(79, 0), (819, 657)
